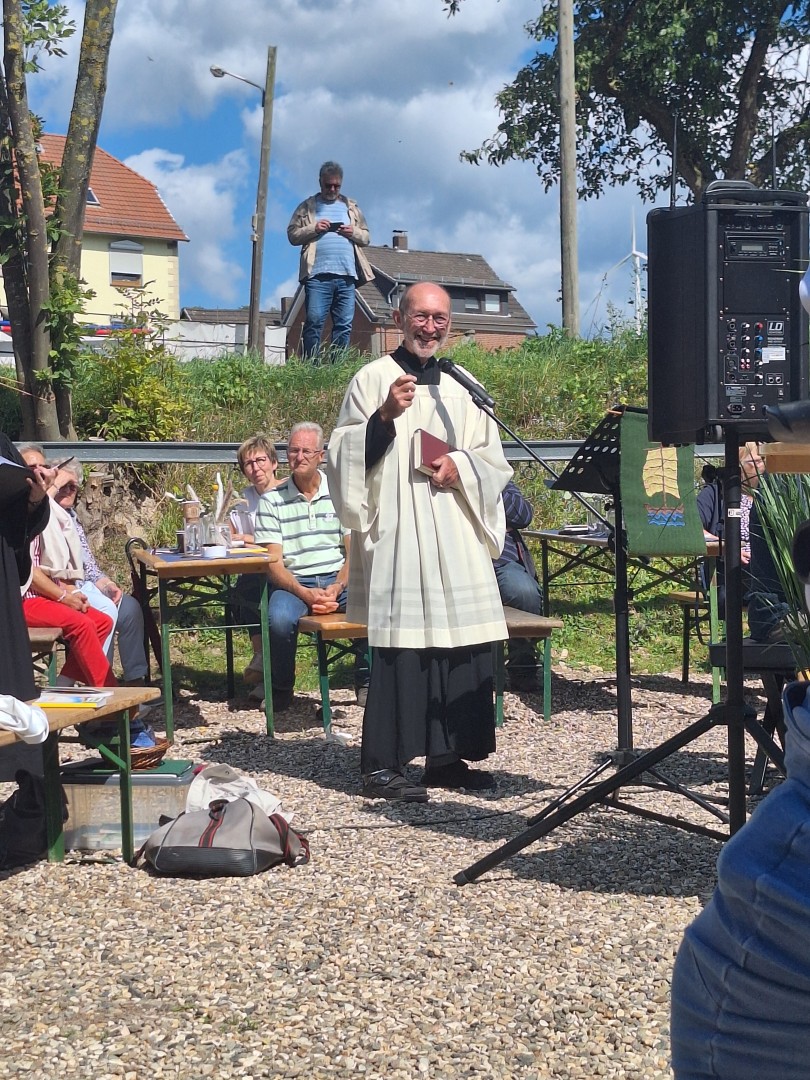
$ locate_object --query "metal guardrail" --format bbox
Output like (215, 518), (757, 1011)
(30, 440), (726, 467)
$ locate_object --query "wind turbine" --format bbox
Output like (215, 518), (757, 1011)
(586, 211), (648, 335)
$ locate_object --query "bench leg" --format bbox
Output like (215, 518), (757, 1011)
(42, 732), (65, 863)
(260, 579), (274, 737)
(542, 637), (552, 723)
(159, 582), (175, 742)
(494, 641), (505, 728)
(117, 708), (134, 865)
(708, 582), (722, 706)
(315, 636), (333, 733)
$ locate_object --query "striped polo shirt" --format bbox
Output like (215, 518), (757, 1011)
(254, 471), (347, 577)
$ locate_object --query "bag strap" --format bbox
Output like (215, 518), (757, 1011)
(199, 800), (228, 848)
(270, 813), (310, 866)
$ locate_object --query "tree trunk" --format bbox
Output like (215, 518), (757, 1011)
(2, 0), (59, 440)
(53, 0), (117, 278)
(0, 85), (35, 437)
(51, 0), (117, 437)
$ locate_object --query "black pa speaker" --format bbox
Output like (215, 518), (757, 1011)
(647, 182), (809, 444)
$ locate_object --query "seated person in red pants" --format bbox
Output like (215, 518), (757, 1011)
(19, 456), (116, 689)
(23, 531), (117, 688)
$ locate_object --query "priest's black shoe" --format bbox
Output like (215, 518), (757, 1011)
(361, 770), (428, 803)
(421, 760), (496, 790)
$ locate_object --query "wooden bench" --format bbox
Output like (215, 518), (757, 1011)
(667, 589), (722, 703)
(296, 614), (369, 732)
(297, 606), (563, 732)
(28, 627), (63, 685)
(668, 591), (710, 681)
(498, 607), (563, 724)
(0, 686), (161, 864)
(708, 638), (792, 795)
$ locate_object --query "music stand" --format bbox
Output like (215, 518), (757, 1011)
(454, 421), (781, 886)
(546, 405), (635, 758)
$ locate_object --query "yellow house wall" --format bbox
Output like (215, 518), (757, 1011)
(0, 234), (181, 325)
(79, 234), (181, 324)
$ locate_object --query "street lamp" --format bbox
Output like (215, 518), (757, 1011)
(210, 46), (276, 355)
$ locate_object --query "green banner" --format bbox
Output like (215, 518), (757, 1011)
(620, 410), (706, 556)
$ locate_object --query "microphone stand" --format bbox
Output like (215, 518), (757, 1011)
(453, 382), (757, 887)
(458, 381), (636, 755)
(459, 381), (612, 531)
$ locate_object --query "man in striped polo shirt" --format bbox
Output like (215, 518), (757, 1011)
(254, 421), (369, 713)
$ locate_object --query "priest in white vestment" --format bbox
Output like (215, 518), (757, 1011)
(327, 282), (511, 802)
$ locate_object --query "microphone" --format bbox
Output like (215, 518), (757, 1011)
(437, 357), (495, 409)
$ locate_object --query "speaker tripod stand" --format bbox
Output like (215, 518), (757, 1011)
(455, 425), (785, 886)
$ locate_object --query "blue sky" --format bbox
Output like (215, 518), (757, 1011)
(29, 0), (650, 334)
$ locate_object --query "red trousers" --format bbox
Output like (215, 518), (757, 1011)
(24, 596), (117, 687)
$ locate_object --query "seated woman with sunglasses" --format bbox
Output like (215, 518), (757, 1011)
(18, 445), (117, 689)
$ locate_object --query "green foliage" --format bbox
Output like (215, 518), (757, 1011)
(756, 473), (810, 671)
(42, 271), (95, 387)
(0, 375), (22, 437)
(72, 330), (191, 442)
(21, 1), (75, 72)
(182, 348), (368, 442)
(446, 322), (648, 439)
(443, 0), (810, 200)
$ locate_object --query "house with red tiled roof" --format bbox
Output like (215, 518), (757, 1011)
(282, 230), (536, 358)
(0, 134), (188, 324)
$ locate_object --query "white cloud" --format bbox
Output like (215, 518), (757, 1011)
(124, 148), (249, 303)
(25, 0), (654, 332)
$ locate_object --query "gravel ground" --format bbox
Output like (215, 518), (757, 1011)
(0, 664), (775, 1080)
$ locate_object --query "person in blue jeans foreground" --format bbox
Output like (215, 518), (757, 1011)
(287, 161), (373, 361)
(669, 519), (810, 1080)
(494, 480), (544, 691)
(253, 421), (369, 713)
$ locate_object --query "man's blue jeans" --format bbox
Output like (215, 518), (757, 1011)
(269, 573), (369, 692)
(302, 274), (356, 360)
(494, 560), (543, 677)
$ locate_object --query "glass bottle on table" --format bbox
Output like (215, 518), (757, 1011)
(183, 501), (202, 555)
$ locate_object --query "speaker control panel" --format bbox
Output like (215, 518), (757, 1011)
(721, 313), (790, 417)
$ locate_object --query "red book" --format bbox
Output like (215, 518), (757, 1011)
(413, 429), (453, 476)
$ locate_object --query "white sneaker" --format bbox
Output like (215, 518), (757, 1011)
(243, 652), (264, 685)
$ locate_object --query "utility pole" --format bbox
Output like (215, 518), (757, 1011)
(558, 0), (579, 336)
(248, 46), (276, 356)
(210, 47), (277, 357)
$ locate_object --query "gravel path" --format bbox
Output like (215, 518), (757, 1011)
(0, 665), (773, 1079)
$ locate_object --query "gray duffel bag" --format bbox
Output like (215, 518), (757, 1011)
(141, 797), (310, 877)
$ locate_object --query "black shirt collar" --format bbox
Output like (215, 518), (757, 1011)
(392, 346), (440, 384)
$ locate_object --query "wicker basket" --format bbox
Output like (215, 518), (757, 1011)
(129, 737), (171, 771)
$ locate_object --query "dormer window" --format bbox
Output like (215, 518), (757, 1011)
(86, 187), (100, 206)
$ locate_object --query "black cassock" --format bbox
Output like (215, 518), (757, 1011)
(0, 433), (49, 700)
